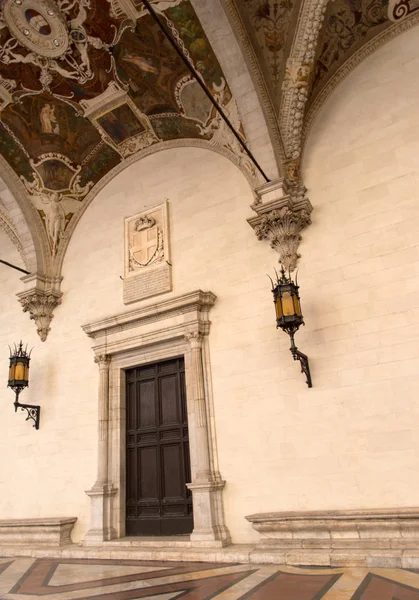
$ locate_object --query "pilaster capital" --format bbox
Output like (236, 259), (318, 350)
(184, 331), (204, 349)
(94, 354), (111, 368)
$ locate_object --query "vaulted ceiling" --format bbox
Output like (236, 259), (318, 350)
(1, 0), (419, 338)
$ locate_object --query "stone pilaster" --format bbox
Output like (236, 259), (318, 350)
(248, 178), (312, 272)
(84, 354), (116, 544)
(184, 332), (231, 547)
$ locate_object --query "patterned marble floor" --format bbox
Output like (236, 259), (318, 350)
(0, 557), (419, 599)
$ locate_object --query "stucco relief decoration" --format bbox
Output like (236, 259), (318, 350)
(197, 78), (256, 179)
(123, 201), (171, 304)
(279, 0), (328, 179)
(21, 154), (93, 255)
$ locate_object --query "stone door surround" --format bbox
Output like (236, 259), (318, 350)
(82, 290), (231, 547)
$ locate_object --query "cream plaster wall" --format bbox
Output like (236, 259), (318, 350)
(1, 25), (419, 545)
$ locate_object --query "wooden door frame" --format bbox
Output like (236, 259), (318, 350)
(83, 290), (231, 547)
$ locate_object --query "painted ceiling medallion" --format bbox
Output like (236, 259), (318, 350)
(3, 0), (68, 58)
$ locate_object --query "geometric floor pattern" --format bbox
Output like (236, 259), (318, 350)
(0, 558), (419, 599)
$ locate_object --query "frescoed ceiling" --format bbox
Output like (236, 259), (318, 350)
(1, 0), (419, 262)
(226, 0), (301, 106)
(225, 0), (419, 171)
(309, 0), (393, 107)
(0, 0), (251, 256)
(231, 0), (419, 108)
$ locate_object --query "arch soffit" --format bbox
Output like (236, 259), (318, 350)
(0, 155), (50, 275)
(192, 0), (284, 179)
(301, 13), (419, 159)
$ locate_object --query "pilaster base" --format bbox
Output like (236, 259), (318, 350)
(187, 480), (231, 547)
(84, 483), (117, 545)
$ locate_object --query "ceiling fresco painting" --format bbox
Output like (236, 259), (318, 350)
(231, 0), (298, 101)
(0, 0), (253, 256)
(226, 0), (419, 184)
(309, 0), (392, 104)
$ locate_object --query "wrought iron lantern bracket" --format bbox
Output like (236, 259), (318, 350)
(290, 345), (312, 388)
(13, 390), (40, 430)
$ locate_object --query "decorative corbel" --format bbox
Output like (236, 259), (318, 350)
(17, 273), (62, 342)
(248, 179), (312, 272)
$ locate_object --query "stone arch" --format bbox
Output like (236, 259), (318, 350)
(53, 138), (259, 277)
(190, 0), (282, 180)
(0, 156), (51, 276)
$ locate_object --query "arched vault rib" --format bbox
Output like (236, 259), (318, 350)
(0, 159), (47, 275)
(279, 0), (329, 181)
(190, 0), (282, 181)
(0, 155), (62, 343)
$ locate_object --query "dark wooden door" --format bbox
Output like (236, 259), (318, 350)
(125, 357), (193, 535)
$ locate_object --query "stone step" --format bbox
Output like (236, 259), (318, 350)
(103, 536), (193, 548)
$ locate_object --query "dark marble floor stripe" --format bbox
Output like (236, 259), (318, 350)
(11, 559), (234, 595)
(0, 561), (14, 577)
(73, 569), (257, 600)
(238, 571), (342, 600)
(352, 573), (419, 599)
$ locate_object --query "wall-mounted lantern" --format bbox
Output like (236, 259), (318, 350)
(7, 342), (40, 429)
(271, 267), (312, 388)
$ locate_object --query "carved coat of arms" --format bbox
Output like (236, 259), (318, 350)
(124, 202), (172, 304)
(129, 215), (164, 270)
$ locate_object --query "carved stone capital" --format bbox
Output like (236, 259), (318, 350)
(184, 331), (204, 349)
(248, 181), (312, 272)
(18, 290), (62, 342)
(94, 354), (111, 368)
(17, 273), (63, 341)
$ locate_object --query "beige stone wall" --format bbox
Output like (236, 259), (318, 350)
(1, 25), (419, 545)
(300, 25), (419, 514)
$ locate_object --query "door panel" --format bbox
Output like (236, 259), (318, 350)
(126, 357), (193, 535)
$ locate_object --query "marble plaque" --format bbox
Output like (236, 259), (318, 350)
(123, 202), (172, 304)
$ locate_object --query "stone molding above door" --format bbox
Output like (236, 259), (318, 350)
(82, 290), (231, 548)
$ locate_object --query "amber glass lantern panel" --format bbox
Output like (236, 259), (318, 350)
(275, 295), (283, 320)
(293, 293), (302, 317)
(282, 291), (295, 316)
(8, 358), (29, 387)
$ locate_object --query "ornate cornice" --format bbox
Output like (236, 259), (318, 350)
(82, 290), (217, 340)
(302, 13), (419, 154)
